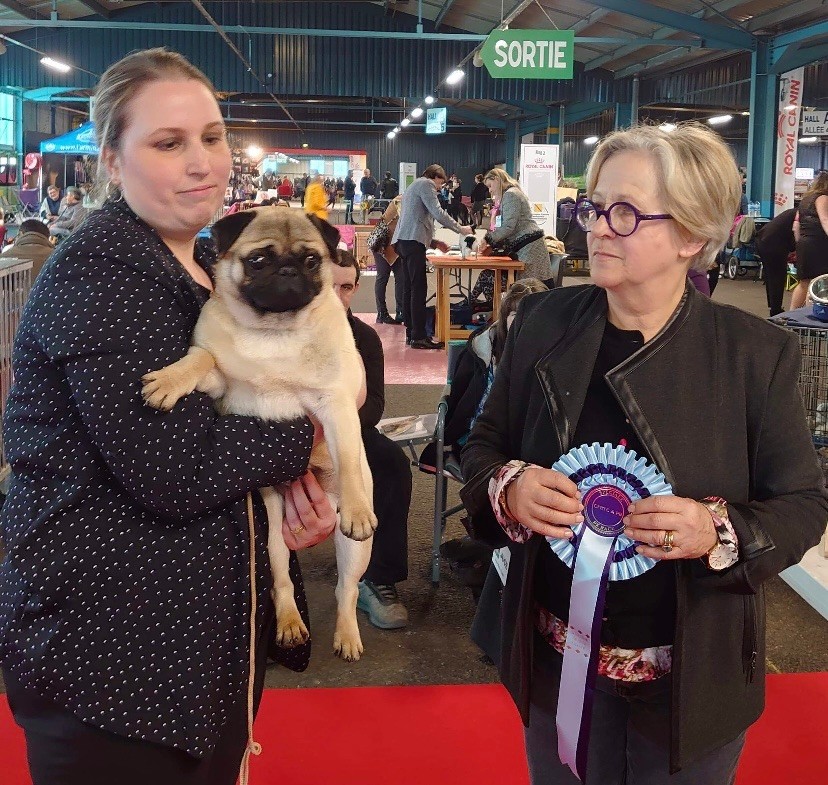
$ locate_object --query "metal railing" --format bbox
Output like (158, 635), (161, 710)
(0, 257), (33, 488)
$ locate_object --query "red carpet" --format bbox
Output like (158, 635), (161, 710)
(1, 676), (826, 783)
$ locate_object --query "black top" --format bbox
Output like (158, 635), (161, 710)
(798, 193), (828, 247)
(0, 198), (314, 757)
(347, 311), (384, 429)
(535, 321), (677, 647)
(344, 176), (356, 198)
(471, 183), (489, 204)
(756, 208), (796, 259)
(360, 176), (378, 197)
(380, 177), (399, 200)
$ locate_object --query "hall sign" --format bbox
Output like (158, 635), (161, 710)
(480, 29), (574, 80)
(802, 110), (828, 136)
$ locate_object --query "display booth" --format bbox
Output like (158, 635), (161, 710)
(39, 122), (98, 203)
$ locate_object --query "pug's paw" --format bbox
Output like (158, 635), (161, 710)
(333, 625), (364, 662)
(141, 366), (198, 411)
(275, 609), (310, 649)
(339, 500), (377, 542)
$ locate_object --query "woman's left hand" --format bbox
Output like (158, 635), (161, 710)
(623, 495), (718, 560)
(281, 471), (337, 550)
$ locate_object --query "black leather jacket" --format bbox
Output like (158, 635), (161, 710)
(462, 283), (827, 772)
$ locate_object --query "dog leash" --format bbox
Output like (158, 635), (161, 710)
(238, 491), (262, 785)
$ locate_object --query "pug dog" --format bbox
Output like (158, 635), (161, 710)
(141, 206), (377, 661)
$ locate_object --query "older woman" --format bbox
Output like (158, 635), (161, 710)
(461, 123), (827, 784)
(0, 49), (339, 784)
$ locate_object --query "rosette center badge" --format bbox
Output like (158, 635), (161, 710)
(582, 484), (630, 537)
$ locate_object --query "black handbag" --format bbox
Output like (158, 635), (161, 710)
(494, 227), (544, 257)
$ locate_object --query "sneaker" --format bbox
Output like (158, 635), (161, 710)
(357, 581), (409, 629)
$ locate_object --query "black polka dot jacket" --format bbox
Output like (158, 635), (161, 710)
(0, 199), (314, 757)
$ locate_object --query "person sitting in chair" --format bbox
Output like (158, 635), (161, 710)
(332, 250), (413, 629)
(2, 219), (54, 279)
(40, 185), (62, 223)
(49, 187), (86, 240)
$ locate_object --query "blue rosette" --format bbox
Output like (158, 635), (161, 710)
(547, 442), (673, 581)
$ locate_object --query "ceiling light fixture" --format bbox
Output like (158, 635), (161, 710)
(707, 114), (732, 125)
(387, 130), (396, 139)
(584, 136), (599, 145)
(411, 107), (424, 119)
(659, 123), (676, 132)
(40, 56), (71, 73)
(446, 69), (465, 85)
(424, 96), (435, 105)
(246, 145), (262, 159)
(401, 118), (410, 127)
(799, 136), (819, 144)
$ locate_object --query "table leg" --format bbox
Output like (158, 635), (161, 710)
(492, 267), (504, 324)
(435, 269), (446, 343)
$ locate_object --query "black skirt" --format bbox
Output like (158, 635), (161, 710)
(796, 237), (828, 280)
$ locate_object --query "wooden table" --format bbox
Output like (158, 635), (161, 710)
(429, 255), (525, 345)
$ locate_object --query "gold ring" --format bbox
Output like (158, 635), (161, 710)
(661, 530), (674, 552)
(292, 524), (306, 534)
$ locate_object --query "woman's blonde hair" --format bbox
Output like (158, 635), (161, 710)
(585, 122), (741, 271)
(484, 167), (522, 193)
(93, 48), (218, 193)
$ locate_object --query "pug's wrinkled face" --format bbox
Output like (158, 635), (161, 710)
(212, 207), (341, 317)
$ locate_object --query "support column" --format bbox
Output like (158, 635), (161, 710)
(631, 76), (639, 123)
(15, 94), (24, 187)
(614, 103), (633, 130)
(505, 120), (519, 174)
(545, 106), (562, 144)
(747, 39), (776, 217)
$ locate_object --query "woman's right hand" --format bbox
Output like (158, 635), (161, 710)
(505, 467), (583, 539)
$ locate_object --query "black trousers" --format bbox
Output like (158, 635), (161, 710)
(763, 251), (787, 316)
(395, 240), (428, 341)
(373, 251), (404, 319)
(362, 426), (411, 584)
(4, 608), (274, 785)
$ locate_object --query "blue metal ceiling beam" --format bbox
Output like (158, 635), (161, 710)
(774, 19), (828, 49)
(565, 102), (609, 125)
(75, 0), (111, 18)
(584, 0), (747, 71)
(434, 0), (458, 30)
(499, 100), (548, 117)
(0, 0), (43, 21)
(746, 0), (826, 31)
(771, 41), (828, 74)
(444, 105), (506, 129)
(586, 0), (755, 50)
(614, 46), (699, 79)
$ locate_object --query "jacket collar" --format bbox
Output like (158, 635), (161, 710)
(534, 283), (693, 485)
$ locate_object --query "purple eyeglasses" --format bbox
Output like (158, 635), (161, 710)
(575, 197), (673, 237)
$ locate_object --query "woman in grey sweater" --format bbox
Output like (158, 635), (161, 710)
(472, 168), (552, 301)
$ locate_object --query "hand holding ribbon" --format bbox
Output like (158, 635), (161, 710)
(504, 467), (583, 540)
(624, 495), (718, 560)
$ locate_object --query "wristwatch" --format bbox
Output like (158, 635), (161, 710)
(699, 496), (739, 571)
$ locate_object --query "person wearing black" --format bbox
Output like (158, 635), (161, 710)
(447, 175), (463, 221)
(470, 174), (489, 227)
(461, 124), (826, 783)
(0, 49), (339, 785)
(791, 172), (828, 309)
(380, 171), (399, 200)
(756, 208), (796, 316)
(359, 168), (378, 201)
(332, 251), (412, 629)
(344, 170), (356, 223)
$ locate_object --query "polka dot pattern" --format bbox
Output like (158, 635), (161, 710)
(0, 199), (314, 757)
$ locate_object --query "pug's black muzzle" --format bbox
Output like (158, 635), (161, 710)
(241, 267), (322, 313)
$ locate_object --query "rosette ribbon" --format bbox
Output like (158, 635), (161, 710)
(548, 443), (672, 781)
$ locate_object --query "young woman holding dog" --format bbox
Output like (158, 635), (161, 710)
(0, 49), (340, 785)
(461, 124), (827, 783)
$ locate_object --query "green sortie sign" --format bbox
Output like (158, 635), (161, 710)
(480, 29), (574, 80)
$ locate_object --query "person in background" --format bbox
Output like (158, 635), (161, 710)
(470, 173), (489, 228)
(447, 175), (463, 222)
(461, 122), (826, 784)
(332, 250), (412, 629)
(391, 163), (473, 350)
(277, 177), (293, 201)
(344, 169), (356, 224)
(790, 171), (828, 309)
(40, 184), (62, 223)
(360, 168), (378, 202)
(304, 172), (328, 221)
(0, 48), (341, 785)
(756, 208), (796, 316)
(374, 195), (404, 325)
(1, 219), (53, 278)
(48, 186), (86, 240)
(380, 171), (399, 201)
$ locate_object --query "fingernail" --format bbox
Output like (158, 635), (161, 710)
(635, 546), (643, 554)
(579, 503), (584, 512)
(575, 515), (584, 523)
(627, 504), (635, 512)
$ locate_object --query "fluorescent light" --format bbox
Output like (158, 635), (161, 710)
(741, 111), (750, 116)
(411, 107), (424, 119)
(784, 104), (796, 111)
(659, 123), (676, 132)
(584, 136), (599, 145)
(424, 96), (435, 105)
(401, 118), (410, 127)
(446, 69), (465, 85)
(799, 137), (819, 144)
(245, 145), (262, 159)
(40, 57), (71, 74)
(387, 130), (396, 139)
(301, 142), (309, 148)
(707, 114), (732, 125)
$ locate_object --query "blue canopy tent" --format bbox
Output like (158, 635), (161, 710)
(38, 122), (98, 206)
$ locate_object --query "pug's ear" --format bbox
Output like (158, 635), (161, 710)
(212, 210), (258, 257)
(306, 214), (341, 258)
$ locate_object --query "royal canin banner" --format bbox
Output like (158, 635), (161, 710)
(774, 68), (805, 216)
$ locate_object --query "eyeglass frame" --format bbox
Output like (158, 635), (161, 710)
(574, 197), (674, 238)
